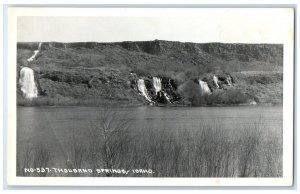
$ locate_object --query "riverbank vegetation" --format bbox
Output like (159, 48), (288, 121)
(177, 80), (253, 106)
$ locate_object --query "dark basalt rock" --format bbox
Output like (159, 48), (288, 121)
(155, 91), (169, 104)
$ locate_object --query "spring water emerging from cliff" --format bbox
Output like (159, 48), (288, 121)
(137, 79), (152, 102)
(153, 77), (162, 95)
(213, 75), (219, 89)
(227, 75), (233, 86)
(198, 80), (211, 94)
(27, 42), (42, 62)
(19, 67), (38, 99)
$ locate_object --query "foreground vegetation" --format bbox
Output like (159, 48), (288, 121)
(17, 107), (282, 177)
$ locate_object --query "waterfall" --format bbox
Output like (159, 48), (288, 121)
(163, 92), (171, 104)
(213, 75), (219, 89)
(153, 77), (162, 95)
(27, 42), (42, 62)
(19, 67), (38, 99)
(226, 75), (233, 86)
(137, 79), (152, 102)
(27, 50), (39, 62)
(198, 80), (211, 94)
(38, 42), (42, 50)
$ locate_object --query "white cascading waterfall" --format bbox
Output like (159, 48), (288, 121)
(153, 77), (162, 95)
(163, 92), (171, 103)
(226, 75), (233, 86)
(27, 42), (42, 62)
(153, 77), (172, 104)
(198, 80), (211, 94)
(137, 79), (152, 102)
(27, 50), (39, 62)
(19, 67), (38, 99)
(38, 42), (42, 50)
(213, 75), (219, 89)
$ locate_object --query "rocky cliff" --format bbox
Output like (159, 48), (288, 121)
(16, 40), (283, 106)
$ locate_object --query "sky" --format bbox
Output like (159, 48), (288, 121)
(16, 8), (293, 43)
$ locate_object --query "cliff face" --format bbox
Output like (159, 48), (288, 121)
(16, 40), (283, 106)
(17, 40), (283, 62)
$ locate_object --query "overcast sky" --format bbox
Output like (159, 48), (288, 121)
(16, 8), (293, 43)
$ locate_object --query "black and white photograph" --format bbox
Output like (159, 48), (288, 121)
(6, 7), (294, 186)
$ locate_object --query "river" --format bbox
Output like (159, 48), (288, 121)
(17, 105), (283, 177)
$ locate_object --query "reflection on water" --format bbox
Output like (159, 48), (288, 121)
(18, 105), (282, 131)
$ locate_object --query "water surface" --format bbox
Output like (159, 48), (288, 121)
(17, 105), (282, 168)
